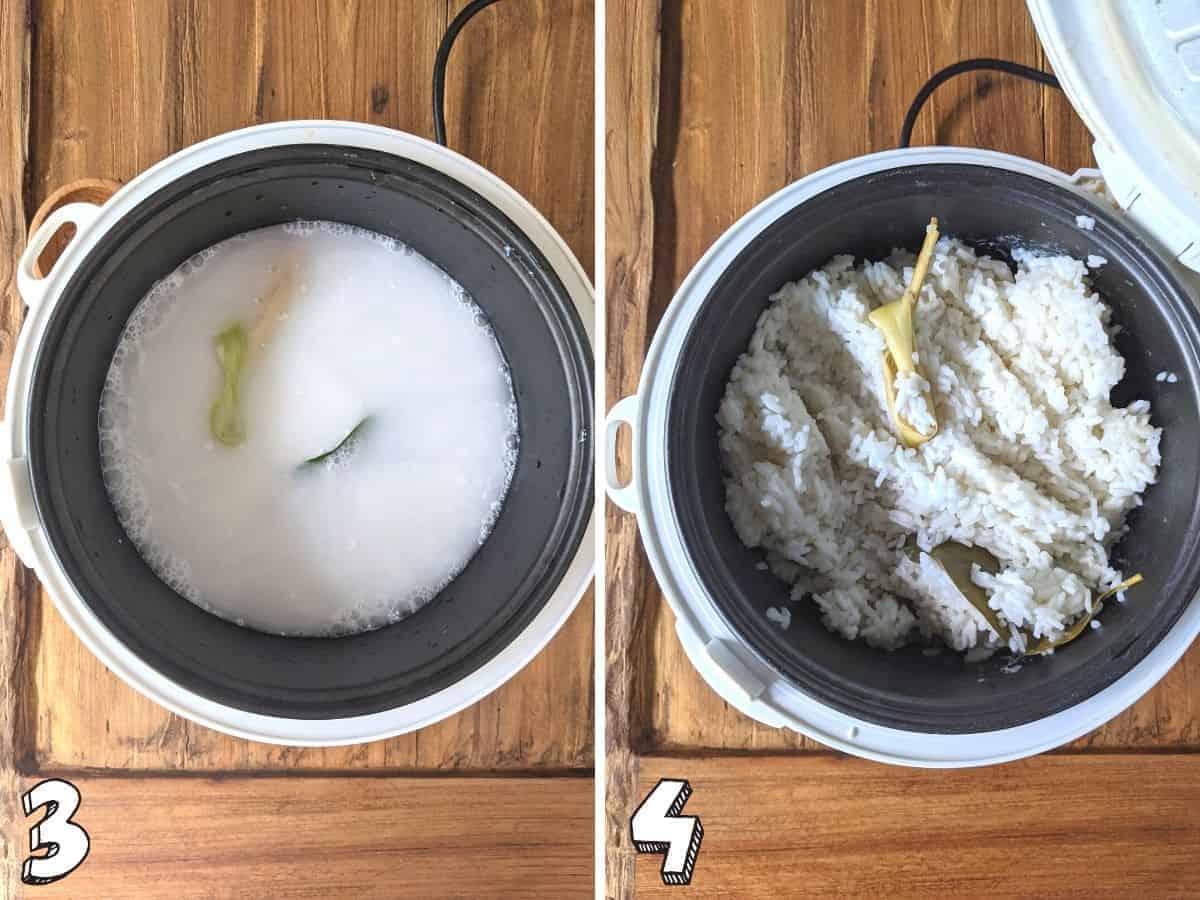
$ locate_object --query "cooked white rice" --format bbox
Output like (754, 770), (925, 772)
(766, 606), (792, 630)
(893, 370), (937, 435)
(717, 238), (1160, 655)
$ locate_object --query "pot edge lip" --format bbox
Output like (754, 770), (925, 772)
(625, 145), (1200, 767)
(3, 120), (596, 745)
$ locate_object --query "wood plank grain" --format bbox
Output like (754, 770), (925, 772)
(27, 595), (593, 771)
(444, 0), (595, 279)
(0, 2), (31, 895)
(613, 0), (1200, 758)
(633, 754), (1200, 898)
(604, 0), (661, 895)
(1037, 39), (1097, 175)
(20, 0), (593, 771)
(18, 773), (591, 899)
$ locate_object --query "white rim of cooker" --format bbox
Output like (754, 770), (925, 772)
(607, 145), (1200, 767)
(1, 121), (595, 746)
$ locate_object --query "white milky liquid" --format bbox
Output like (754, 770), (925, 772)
(99, 222), (518, 637)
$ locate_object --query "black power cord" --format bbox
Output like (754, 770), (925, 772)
(899, 58), (1062, 149)
(432, 0), (504, 147)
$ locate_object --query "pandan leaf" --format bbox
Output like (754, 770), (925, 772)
(1025, 573), (1144, 655)
(302, 417), (372, 468)
(868, 217), (940, 447)
(210, 323), (249, 447)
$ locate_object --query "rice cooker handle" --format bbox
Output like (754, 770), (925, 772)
(17, 202), (103, 308)
(604, 395), (641, 514)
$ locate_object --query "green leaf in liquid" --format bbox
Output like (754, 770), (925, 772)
(209, 323), (249, 447)
(301, 417), (372, 468)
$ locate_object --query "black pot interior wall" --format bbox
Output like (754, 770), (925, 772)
(29, 145), (593, 720)
(667, 164), (1200, 734)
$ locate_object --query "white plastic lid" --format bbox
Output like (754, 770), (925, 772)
(1029, 0), (1200, 271)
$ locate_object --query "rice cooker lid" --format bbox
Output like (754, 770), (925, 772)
(1028, 0), (1200, 273)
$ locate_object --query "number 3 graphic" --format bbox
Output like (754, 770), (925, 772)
(22, 778), (90, 885)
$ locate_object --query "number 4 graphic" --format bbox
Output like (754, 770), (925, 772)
(22, 778), (90, 886)
(631, 778), (703, 886)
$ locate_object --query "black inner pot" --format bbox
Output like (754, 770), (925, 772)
(668, 163), (1200, 734)
(29, 144), (593, 720)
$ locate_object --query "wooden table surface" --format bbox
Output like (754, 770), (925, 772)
(0, 1), (594, 896)
(606, 1), (1200, 896)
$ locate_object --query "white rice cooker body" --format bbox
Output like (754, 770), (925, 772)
(605, 145), (1200, 767)
(0, 121), (595, 746)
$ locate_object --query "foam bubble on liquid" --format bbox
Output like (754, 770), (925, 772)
(99, 221), (519, 638)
